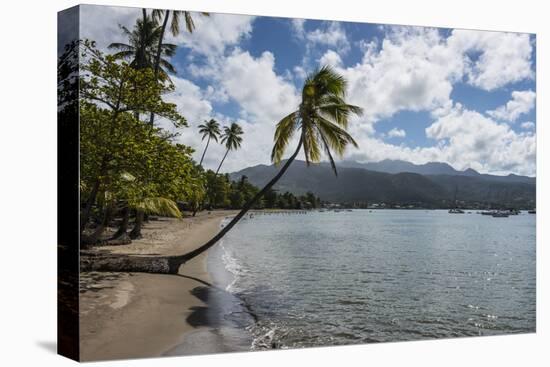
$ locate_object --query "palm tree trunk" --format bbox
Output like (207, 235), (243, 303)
(149, 10), (170, 126)
(80, 156), (108, 234)
(111, 207), (130, 239)
(81, 204), (114, 247)
(215, 148), (229, 175)
(82, 138), (303, 274)
(199, 136), (210, 166)
(129, 210), (144, 239)
(171, 137), (304, 265)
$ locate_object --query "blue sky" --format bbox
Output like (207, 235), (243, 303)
(79, 5), (536, 176)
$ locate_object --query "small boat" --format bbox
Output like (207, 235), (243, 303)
(492, 211), (509, 218)
(528, 209), (536, 214)
(448, 208), (465, 214)
(480, 211), (494, 215)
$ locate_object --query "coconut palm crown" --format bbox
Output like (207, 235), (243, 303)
(272, 65), (363, 175)
(221, 123), (244, 151)
(197, 119), (221, 166)
(215, 123), (244, 174)
(108, 14), (177, 77)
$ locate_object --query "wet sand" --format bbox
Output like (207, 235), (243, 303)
(79, 210), (245, 361)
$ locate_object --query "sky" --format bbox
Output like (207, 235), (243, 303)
(76, 4), (537, 176)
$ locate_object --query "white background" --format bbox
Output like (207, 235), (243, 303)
(0, 0), (547, 365)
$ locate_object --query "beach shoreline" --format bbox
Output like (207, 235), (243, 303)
(79, 210), (250, 361)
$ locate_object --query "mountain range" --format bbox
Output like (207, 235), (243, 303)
(229, 160), (536, 208)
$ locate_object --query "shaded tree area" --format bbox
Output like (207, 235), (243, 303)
(78, 40), (205, 246)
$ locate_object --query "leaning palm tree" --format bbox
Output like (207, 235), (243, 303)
(108, 14), (177, 77)
(83, 66), (362, 274)
(175, 66), (363, 264)
(148, 9), (210, 125)
(198, 119), (221, 166)
(215, 123), (244, 174)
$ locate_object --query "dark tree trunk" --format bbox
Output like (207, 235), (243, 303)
(215, 148), (229, 175)
(81, 204), (114, 247)
(129, 210), (144, 239)
(80, 178), (100, 234)
(84, 138), (304, 274)
(149, 10), (170, 126)
(111, 207), (130, 239)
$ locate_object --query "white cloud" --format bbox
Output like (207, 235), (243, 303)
(166, 13), (254, 57)
(424, 104), (536, 175)
(447, 30), (534, 90)
(345, 103), (536, 176)
(305, 21), (350, 54)
(387, 128), (406, 138)
(165, 50), (302, 172)
(291, 18), (306, 39)
(319, 50), (343, 67)
(335, 27), (458, 130)
(219, 50), (300, 124)
(487, 90), (536, 122)
(293, 65), (307, 80)
(521, 121), (535, 130)
(79, 5), (140, 50)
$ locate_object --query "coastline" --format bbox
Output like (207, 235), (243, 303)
(79, 210), (250, 361)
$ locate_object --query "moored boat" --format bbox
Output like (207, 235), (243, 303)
(492, 211), (509, 218)
(449, 208), (465, 214)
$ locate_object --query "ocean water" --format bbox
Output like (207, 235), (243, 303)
(209, 210), (536, 350)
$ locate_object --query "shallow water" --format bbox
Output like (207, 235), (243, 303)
(211, 210), (536, 349)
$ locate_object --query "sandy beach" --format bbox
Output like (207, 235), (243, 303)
(79, 210), (246, 361)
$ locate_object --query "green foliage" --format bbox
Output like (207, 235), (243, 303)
(79, 41), (205, 226)
(108, 13), (177, 77)
(199, 119), (221, 142)
(79, 40), (186, 128)
(221, 122), (244, 151)
(272, 65), (363, 175)
(202, 171), (321, 210)
(135, 197), (182, 218)
(80, 102), (204, 218)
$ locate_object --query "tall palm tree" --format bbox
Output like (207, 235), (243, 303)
(173, 66), (363, 265)
(198, 119), (221, 166)
(108, 14), (177, 78)
(148, 9), (210, 125)
(215, 123), (244, 174)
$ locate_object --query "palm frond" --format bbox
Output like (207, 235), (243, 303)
(108, 42), (134, 52)
(184, 11), (195, 33)
(303, 124), (321, 164)
(319, 132), (338, 176)
(170, 11), (181, 35)
(316, 115), (358, 156)
(152, 9), (164, 23)
(159, 59), (177, 74)
(272, 111), (298, 163)
(135, 197), (182, 218)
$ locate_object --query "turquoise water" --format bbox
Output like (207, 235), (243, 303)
(211, 210), (536, 349)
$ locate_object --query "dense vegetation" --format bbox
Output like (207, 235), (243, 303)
(204, 173), (321, 210)
(63, 12), (326, 247)
(60, 8), (360, 273)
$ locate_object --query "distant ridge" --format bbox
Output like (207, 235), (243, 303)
(229, 160), (535, 207)
(339, 159), (534, 183)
